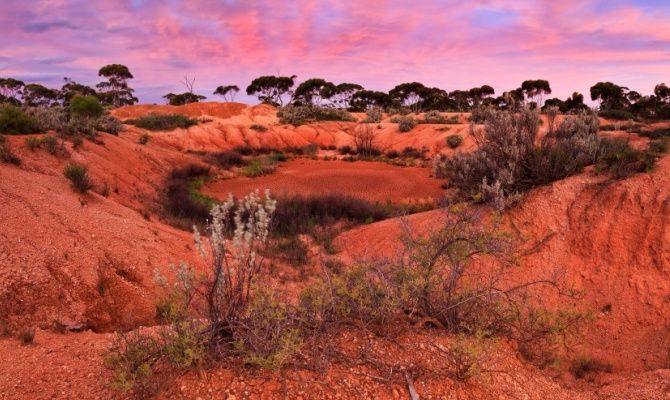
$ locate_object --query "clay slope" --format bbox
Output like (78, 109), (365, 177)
(336, 154), (670, 373)
(0, 133), (200, 332)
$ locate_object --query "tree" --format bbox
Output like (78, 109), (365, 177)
(213, 85), (240, 102)
(590, 82), (629, 110)
(23, 84), (60, 107)
(69, 95), (104, 118)
(96, 64), (138, 107)
(163, 92), (206, 106)
(654, 83), (670, 102)
(468, 85), (495, 107)
(521, 80), (552, 106)
(0, 78), (25, 105)
(246, 75), (297, 106)
(421, 87), (452, 111)
(61, 78), (97, 106)
(330, 83), (363, 109)
(389, 82), (428, 112)
(292, 78), (336, 106)
(448, 90), (471, 111)
(352, 123), (379, 157)
(349, 90), (392, 112)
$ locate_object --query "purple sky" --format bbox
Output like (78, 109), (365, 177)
(1, 0), (669, 104)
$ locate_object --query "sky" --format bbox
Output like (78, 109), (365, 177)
(1, 0), (670, 104)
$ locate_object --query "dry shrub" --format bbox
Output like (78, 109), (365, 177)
(63, 162), (92, 193)
(352, 123), (380, 157)
(435, 109), (600, 209)
(422, 110), (447, 124)
(446, 134), (463, 149)
(127, 113), (198, 131)
(205, 150), (245, 169)
(362, 107), (383, 123)
(397, 115), (417, 132)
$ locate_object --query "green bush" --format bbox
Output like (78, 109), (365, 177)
(69, 95), (104, 119)
(447, 134), (463, 149)
(397, 116), (417, 132)
(278, 105), (355, 125)
(63, 162), (92, 193)
(127, 113), (198, 131)
(242, 158), (277, 177)
(596, 138), (656, 179)
(0, 105), (40, 134)
(41, 135), (60, 155)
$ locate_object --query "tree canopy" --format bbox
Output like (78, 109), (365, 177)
(213, 85), (240, 102)
(96, 64), (138, 107)
(246, 75), (297, 106)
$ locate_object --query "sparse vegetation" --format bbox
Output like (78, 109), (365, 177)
(249, 123), (267, 132)
(435, 109), (602, 209)
(63, 162), (92, 193)
(277, 105), (355, 125)
(138, 133), (150, 145)
(397, 115), (417, 132)
(163, 164), (212, 229)
(205, 150), (245, 169)
(446, 134), (463, 149)
(0, 104), (40, 134)
(362, 107), (383, 123)
(127, 113), (198, 131)
(0, 135), (21, 165)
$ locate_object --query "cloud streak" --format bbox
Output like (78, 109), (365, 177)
(1, 0), (669, 103)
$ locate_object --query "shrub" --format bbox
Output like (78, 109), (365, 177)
(127, 113), (198, 131)
(273, 236), (309, 267)
(271, 194), (388, 236)
(24, 106), (67, 132)
(596, 138), (656, 179)
(250, 123), (268, 132)
(353, 124), (380, 157)
(19, 328), (35, 345)
(63, 162), (92, 193)
(0, 105), (40, 134)
(402, 147), (425, 159)
(598, 109), (634, 121)
(423, 110), (447, 124)
(24, 136), (42, 151)
(268, 152), (288, 162)
(338, 145), (354, 155)
(95, 114), (123, 135)
(41, 135), (60, 155)
(234, 290), (301, 370)
(386, 150), (399, 159)
(397, 116), (417, 132)
(469, 106), (496, 124)
(362, 107), (383, 123)
(69, 95), (104, 119)
(164, 165), (211, 227)
(138, 133), (150, 145)
(104, 331), (163, 395)
(446, 134), (463, 149)
(205, 150), (245, 169)
(435, 109), (600, 209)
(242, 158), (277, 177)
(0, 136), (21, 165)
(639, 127), (670, 140)
(277, 105), (355, 125)
(570, 356), (613, 379)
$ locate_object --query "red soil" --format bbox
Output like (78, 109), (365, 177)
(203, 158), (443, 204)
(1, 102), (668, 399)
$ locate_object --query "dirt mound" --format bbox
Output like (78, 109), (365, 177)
(203, 158), (443, 204)
(0, 134), (198, 332)
(335, 154), (670, 373)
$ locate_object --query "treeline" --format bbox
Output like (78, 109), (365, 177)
(2, 65), (670, 120)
